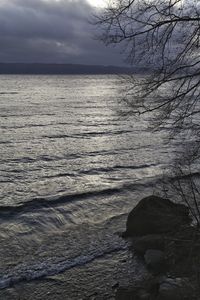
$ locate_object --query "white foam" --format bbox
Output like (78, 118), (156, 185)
(0, 242), (127, 290)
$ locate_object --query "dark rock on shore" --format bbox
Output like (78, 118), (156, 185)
(144, 249), (165, 273)
(115, 276), (196, 300)
(123, 195), (191, 237)
(116, 288), (151, 300)
(157, 276), (196, 300)
(115, 280), (159, 300)
(115, 195), (200, 299)
(133, 234), (165, 255)
(115, 276), (161, 300)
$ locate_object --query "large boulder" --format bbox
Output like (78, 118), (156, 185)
(144, 249), (165, 273)
(115, 287), (151, 300)
(115, 278), (160, 300)
(124, 195), (191, 237)
(133, 234), (165, 255)
(115, 277), (194, 300)
(157, 277), (194, 300)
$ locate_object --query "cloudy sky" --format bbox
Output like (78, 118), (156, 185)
(0, 0), (124, 66)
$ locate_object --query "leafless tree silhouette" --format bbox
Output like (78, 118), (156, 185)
(95, 0), (200, 220)
(96, 0), (200, 129)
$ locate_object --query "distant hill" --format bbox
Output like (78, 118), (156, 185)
(0, 63), (137, 75)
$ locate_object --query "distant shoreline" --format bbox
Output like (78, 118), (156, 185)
(0, 63), (147, 75)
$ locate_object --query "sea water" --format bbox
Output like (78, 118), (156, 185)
(0, 75), (174, 299)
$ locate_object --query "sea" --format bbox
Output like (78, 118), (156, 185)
(0, 75), (177, 299)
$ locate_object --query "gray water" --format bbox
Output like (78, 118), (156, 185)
(0, 75), (174, 299)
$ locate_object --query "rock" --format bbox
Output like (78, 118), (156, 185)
(115, 279), (160, 300)
(115, 287), (137, 300)
(115, 287), (151, 300)
(123, 195), (191, 237)
(144, 249), (165, 273)
(157, 277), (192, 300)
(137, 289), (151, 299)
(112, 282), (119, 290)
(133, 234), (165, 255)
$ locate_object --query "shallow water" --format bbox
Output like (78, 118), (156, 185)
(0, 75), (175, 298)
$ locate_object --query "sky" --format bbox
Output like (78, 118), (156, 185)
(0, 0), (124, 66)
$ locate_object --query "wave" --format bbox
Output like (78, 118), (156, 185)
(0, 113), (55, 118)
(1, 123), (50, 130)
(1, 144), (152, 166)
(114, 163), (158, 170)
(0, 141), (12, 145)
(79, 163), (157, 175)
(0, 187), (122, 219)
(0, 242), (127, 290)
(0, 92), (18, 95)
(0, 177), (157, 220)
(42, 129), (133, 140)
(46, 172), (77, 179)
(168, 171), (200, 181)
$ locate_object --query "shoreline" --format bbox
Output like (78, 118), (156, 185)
(116, 195), (200, 300)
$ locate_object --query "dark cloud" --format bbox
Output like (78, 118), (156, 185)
(0, 0), (124, 65)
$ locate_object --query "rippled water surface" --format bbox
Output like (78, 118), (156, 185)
(0, 75), (174, 299)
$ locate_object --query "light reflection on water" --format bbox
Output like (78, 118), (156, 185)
(0, 75), (170, 206)
(0, 75), (174, 297)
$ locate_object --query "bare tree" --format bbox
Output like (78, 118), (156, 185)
(95, 0), (200, 131)
(95, 0), (200, 219)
